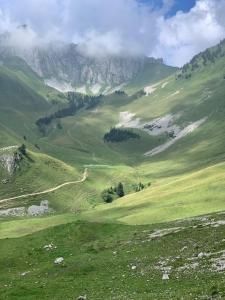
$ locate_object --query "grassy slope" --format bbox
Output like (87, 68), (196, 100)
(1, 48), (224, 226)
(0, 57), (68, 149)
(0, 65), (153, 214)
(0, 64), (49, 147)
(36, 54), (225, 225)
(0, 150), (94, 212)
(125, 61), (177, 94)
(1, 44), (225, 230)
(0, 149), (149, 215)
(2, 45), (225, 300)
(1, 213), (225, 299)
(2, 56), (67, 102)
(39, 96), (165, 166)
(74, 47), (225, 225)
(82, 161), (225, 224)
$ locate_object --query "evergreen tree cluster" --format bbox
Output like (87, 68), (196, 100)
(101, 183), (125, 203)
(102, 181), (151, 204)
(114, 90), (126, 95)
(113, 89), (145, 101)
(18, 144), (27, 156)
(104, 127), (140, 142)
(132, 182), (151, 192)
(36, 92), (102, 134)
(131, 90), (146, 99)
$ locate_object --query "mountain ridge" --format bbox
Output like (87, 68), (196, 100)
(0, 31), (176, 93)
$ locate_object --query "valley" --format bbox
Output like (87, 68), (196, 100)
(1, 34), (225, 299)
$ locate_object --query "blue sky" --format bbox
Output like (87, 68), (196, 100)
(139, 0), (197, 15)
(0, 0), (197, 16)
(168, 0), (196, 15)
(0, 0), (225, 66)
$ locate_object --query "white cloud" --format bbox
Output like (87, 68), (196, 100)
(77, 30), (124, 57)
(0, 0), (160, 56)
(153, 0), (225, 66)
(0, 0), (225, 66)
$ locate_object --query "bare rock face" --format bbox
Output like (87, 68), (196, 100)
(0, 33), (163, 91)
(0, 151), (22, 176)
(13, 44), (152, 87)
(0, 154), (16, 175)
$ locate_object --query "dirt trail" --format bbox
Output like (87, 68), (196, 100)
(0, 168), (88, 205)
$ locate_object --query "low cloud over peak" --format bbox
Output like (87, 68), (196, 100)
(0, 0), (225, 66)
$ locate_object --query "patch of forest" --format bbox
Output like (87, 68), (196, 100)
(36, 92), (102, 134)
(103, 127), (140, 142)
(102, 181), (151, 203)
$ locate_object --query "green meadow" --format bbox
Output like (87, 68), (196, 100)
(1, 41), (225, 299)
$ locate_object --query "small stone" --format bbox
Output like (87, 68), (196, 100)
(77, 295), (87, 300)
(20, 271), (30, 276)
(198, 252), (206, 259)
(131, 265), (137, 270)
(44, 243), (56, 251)
(54, 257), (64, 265)
(162, 273), (169, 280)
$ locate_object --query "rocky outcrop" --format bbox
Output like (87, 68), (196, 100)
(27, 200), (53, 216)
(0, 200), (54, 217)
(0, 151), (22, 176)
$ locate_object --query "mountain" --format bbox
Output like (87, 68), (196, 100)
(1, 39), (225, 219)
(2, 37), (225, 299)
(1, 38), (225, 222)
(0, 30), (176, 94)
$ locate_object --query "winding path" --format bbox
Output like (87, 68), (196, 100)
(0, 168), (88, 205)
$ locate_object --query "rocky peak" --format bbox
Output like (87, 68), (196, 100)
(0, 35), (164, 92)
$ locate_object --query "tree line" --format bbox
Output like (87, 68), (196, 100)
(104, 127), (140, 143)
(101, 183), (125, 203)
(102, 181), (151, 203)
(36, 92), (102, 135)
(178, 39), (225, 80)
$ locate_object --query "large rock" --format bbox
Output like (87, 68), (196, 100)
(27, 200), (52, 216)
(0, 151), (22, 175)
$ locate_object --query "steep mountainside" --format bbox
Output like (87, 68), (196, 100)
(0, 64), (49, 145)
(0, 30), (176, 94)
(0, 55), (69, 151)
